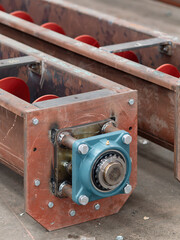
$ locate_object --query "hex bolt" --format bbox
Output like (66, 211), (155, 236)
(48, 202), (54, 208)
(128, 99), (134, 105)
(34, 179), (40, 187)
(116, 236), (124, 240)
(78, 144), (89, 155)
(94, 203), (100, 210)
(124, 184), (132, 194)
(122, 134), (132, 145)
(78, 195), (89, 205)
(32, 118), (39, 125)
(69, 210), (76, 217)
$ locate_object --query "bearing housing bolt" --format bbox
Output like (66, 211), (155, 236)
(78, 195), (89, 205)
(124, 184), (132, 194)
(128, 99), (134, 105)
(122, 134), (132, 145)
(48, 202), (54, 208)
(78, 144), (89, 154)
(94, 203), (100, 210)
(34, 179), (40, 187)
(69, 210), (76, 217)
(116, 236), (124, 240)
(32, 118), (39, 125)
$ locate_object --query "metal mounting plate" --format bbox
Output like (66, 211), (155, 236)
(25, 90), (137, 230)
(100, 38), (172, 55)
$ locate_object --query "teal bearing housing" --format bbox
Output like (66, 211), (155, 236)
(72, 130), (132, 205)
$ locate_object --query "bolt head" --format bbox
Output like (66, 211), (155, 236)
(78, 144), (89, 155)
(116, 236), (124, 240)
(78, 195), (89, 205)
(34, 179), (40, 187)
(128, 99), (135, 105)
(69, 210), (76, 217)
(122, 134), (132, 145)
(124, 184), (132, 194)
(48, 202), (54, 208)
(32, 118), (39, 125)
(94, 203), (100, 210)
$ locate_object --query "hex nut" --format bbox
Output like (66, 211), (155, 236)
(124, 184), (132, 194)
(116, 236), (124, 240)
(78, 195), (89, 205)
(122, 134), (132, 145)
(32, 118), (39, 125)
(34, 179), (40, 187)
(78, 144), (89, 155)
(94, 204), (100, 210)
(48, 202), (54, 208)
(128, 99), (135, 105)
(69, 210), (76, 217)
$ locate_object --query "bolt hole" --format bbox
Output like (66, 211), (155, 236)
(129, 127), (132, 131)
(33, 147), (37, 152)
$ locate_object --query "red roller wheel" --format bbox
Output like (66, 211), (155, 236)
(115, 51), (139, 63)
(75, 35), (100, 48)
(0, 77), (30, 102)
(0, 5), (5, 12)
(33, 94), (58, 103)
(10, 11), (34, 23)
(156, 64), (180, 78)
(41, 22), (66, 35)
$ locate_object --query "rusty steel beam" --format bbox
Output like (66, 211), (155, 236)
(100, 38), (172, 54)
(0, 34), (137, 230)
(0, 0), (179, 179)
(0, 56), (38, 69)
(157, 0), (180, 7)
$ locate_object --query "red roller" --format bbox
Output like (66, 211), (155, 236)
(115, 51), (139, 63)
(0, 77), (30, 102)
(0, 4), (5, 12)
(41, 22), (66, 35)
(33, 94), (59, 103)
(156, 64), (180, 78)
(10, 11), (34, 23)
(75, 35), (100, 48)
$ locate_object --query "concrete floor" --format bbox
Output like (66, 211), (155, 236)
(1, 0), (180, 240)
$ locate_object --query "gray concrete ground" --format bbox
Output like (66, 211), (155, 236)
(1, 0), (180, 240)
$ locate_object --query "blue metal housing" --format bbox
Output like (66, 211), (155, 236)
(72, 130), (131, 205)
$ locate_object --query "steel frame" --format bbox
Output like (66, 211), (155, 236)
(0, 34), (137, 230)
(0, 0), (179, 180)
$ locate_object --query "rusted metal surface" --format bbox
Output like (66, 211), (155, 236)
(0, 33), (137, 230)
(157, 0), (180, 7)
(0, 0), (179, 73)
(0, 35), (133, 175)
(24, 89), (137, 230)
(0, 89), (37, 175)
(0, 1), (179, 180)
(0, 0), (179, 179)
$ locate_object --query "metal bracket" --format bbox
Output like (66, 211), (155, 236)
(0, 55), (40, 69)
(100, 38), (172, 56)
(29, 62), (41, 75)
